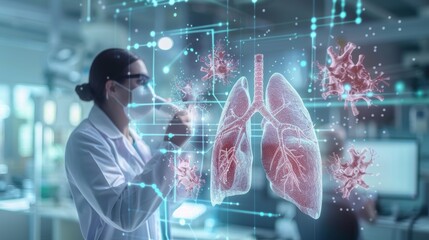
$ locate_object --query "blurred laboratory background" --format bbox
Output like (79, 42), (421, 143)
(0, 0), (429, 239)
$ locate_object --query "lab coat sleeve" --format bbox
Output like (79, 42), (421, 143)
(66, 130), (179, 232)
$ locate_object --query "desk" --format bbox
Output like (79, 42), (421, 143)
(360, 216), (429, 240)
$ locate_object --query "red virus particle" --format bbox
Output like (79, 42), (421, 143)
(200, 42), (238, 85)
(318, 42), (389, 116)
(174, 155), (205, 193)
(327, 146), (374, 199)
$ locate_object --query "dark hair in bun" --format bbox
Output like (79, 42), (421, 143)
(75, 83), (94, 101)
(76, 48), (140, 105)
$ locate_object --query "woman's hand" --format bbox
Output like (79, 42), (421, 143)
(164, 110), (192, 147)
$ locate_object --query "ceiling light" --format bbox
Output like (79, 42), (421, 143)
(158, 37), (174, 51)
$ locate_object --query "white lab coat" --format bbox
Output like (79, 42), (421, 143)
(65, 105), (179, 240)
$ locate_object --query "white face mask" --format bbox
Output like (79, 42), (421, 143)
(112, 82), (155, 120)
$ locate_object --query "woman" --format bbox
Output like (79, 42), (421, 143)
(65, 48), (191, 240)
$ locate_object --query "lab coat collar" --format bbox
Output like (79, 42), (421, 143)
(88, 105), (123, 139)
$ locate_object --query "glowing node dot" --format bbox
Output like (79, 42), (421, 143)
(311, 17), (317, 23)
(355, 17), (362, 24)
(340, 12), (346, 19)
(311, 24), (317, 30)
(310, 32), (317, 38)
(161, 66), (171, 75)
(344, 84), (351, 92)
(150, 31), (156, 37)
(395, 81), (405, 93)
(179, 219), (186, 226)
(134, 43), (139, 49)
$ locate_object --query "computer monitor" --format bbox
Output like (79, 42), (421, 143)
(346, 139), (419, 199)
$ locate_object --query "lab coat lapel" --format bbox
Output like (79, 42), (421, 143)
(129, 128), (152, 164)
(88, 105), (144, 175)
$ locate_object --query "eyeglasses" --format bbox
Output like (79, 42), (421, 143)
(119, 74), (151, 86)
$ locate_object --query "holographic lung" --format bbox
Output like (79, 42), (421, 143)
(327, 146), (374, 199)
(211, 54), (322, 219)
(210, 76), (253, 203)
(318, 42), (389, 116)
(200, 42), (238, 85)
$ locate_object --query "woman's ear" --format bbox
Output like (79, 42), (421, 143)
(105, 80), (116, 100)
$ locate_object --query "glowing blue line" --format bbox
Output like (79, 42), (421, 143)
(86, 0), (91, 22)
(164, 22), (226, 34)
(216, 207), (281, 218)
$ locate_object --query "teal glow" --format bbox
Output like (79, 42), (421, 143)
(300, 60), (307, 67)
(311, 17), (317, 23)
(311, 24), (317, 30)
(395, 81), (405, 93)
(355, 17), (362, 24)
(344, 84), (351, 92)
(340, 11), (346, 19)
(150, 31), (156, 37)
(163, 66), (170, 74)
(310, 31), (317, 38)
